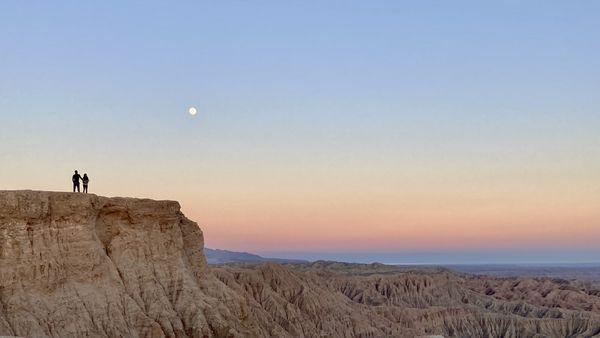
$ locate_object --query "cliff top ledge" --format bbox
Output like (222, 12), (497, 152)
(0, 190), (183, 218)
(0, 189), (179, 204)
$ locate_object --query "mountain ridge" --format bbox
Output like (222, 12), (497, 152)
(204, 247), (308, 264)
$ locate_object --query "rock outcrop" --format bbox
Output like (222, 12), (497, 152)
(0, 191), (259, 337)
(1, 191), (600, 338)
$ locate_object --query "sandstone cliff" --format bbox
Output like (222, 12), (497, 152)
(0, 191), (261, 337)
(1, 191), (600, 338)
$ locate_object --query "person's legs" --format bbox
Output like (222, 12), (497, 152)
(73, 182), (76, 192)
(83, 185), (88, 193)
(76, 183), (80, 192)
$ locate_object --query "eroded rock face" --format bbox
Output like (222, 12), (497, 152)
(1, 191), (600, 338)
(0, 191), (260, 337)
(213, 263), (600, 337)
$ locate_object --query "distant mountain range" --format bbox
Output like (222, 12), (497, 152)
(204, 248), (309, 264)
(205, 248), (600, 281)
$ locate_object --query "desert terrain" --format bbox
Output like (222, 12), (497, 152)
(1, 191), (599, 337)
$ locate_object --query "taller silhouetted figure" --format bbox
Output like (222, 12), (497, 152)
(72, 170), (83, 192)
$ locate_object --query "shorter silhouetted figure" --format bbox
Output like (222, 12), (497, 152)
(72, 170), (83, 192)
(82, 173), (90, 193)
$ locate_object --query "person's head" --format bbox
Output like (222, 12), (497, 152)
(84, 173), (88, 177)
(75, 170), (78, 174)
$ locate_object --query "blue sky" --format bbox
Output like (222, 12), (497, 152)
(1, 1), (599, 263)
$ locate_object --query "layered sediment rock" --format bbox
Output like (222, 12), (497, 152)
(1, 191), (600, 337)
(0, 191), (257, 337)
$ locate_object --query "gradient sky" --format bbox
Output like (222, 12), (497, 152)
(1, 1), (599, 263)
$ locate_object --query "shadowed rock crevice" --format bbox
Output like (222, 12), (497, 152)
(94, 208), (126, 255)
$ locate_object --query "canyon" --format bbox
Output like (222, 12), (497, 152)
(1, 191), (599, 337)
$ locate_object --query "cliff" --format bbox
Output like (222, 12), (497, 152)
(0, 191), (258, 337)
(1, 191), (600, 338)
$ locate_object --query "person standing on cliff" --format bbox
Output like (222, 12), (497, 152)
(72, 170), (83, 192)
(82, 173), (90, 194)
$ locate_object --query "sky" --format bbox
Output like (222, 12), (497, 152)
(1, 1), (599, 263)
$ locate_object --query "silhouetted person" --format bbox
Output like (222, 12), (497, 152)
(82, 173), (90, 193)
(72, 170), (83, 192)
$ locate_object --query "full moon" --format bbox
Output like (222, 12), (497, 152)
(188, 106), (198, 116)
